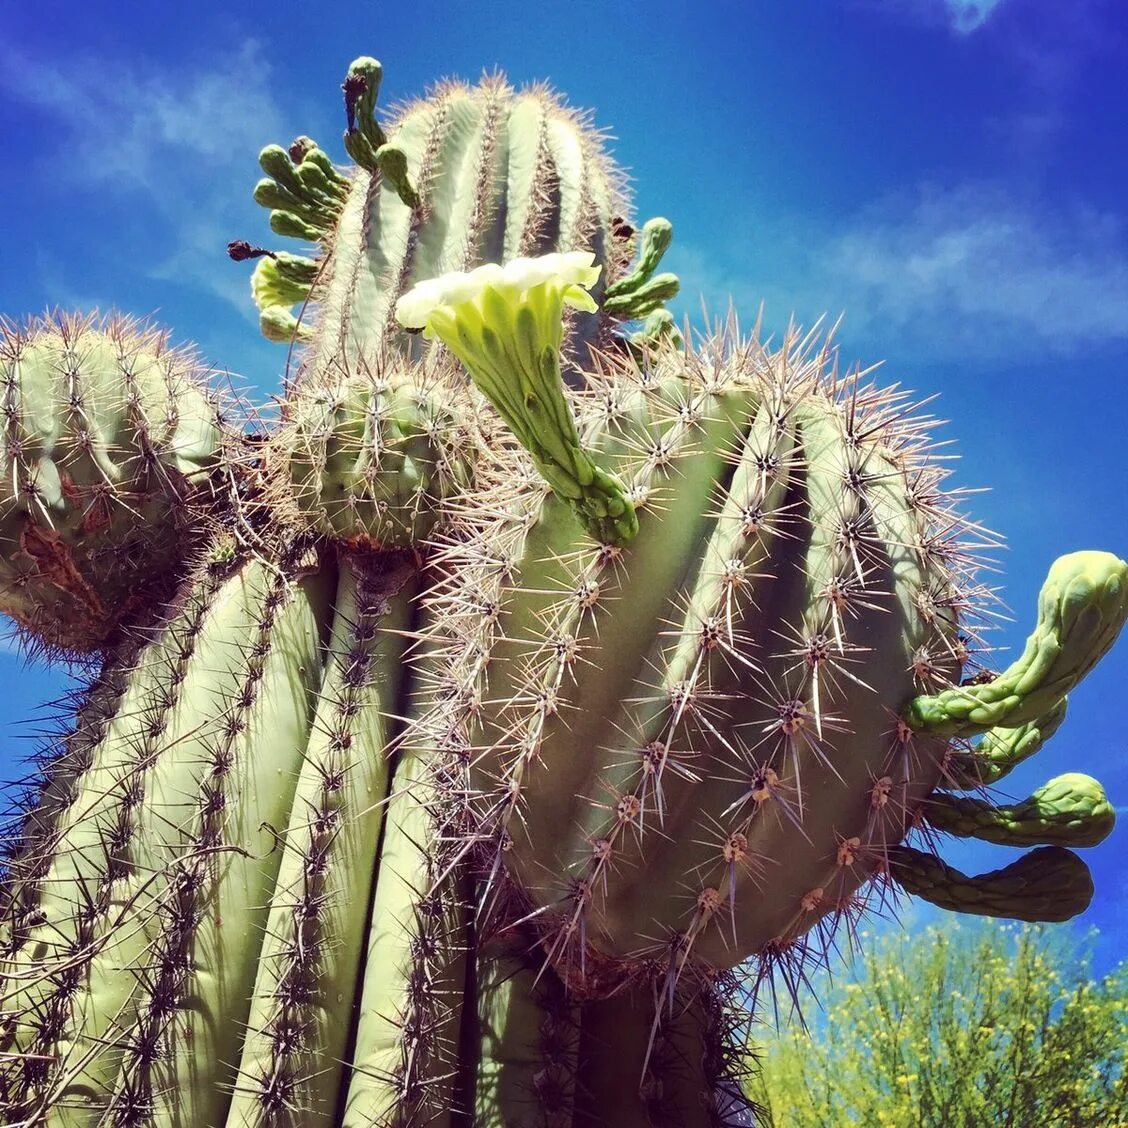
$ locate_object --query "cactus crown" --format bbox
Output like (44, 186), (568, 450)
(232, 57), (680, 392)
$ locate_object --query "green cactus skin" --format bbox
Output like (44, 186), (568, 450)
(888, 844), (1095, 923)
(418, 333), (969, 974)
(226, 554), (420, 1124)
(236, 59), (652, 390)
(1, 54), (1125, 1128)
(904, 550), (1128, 737)
(269, 357), (477, 548)
(942, 695), (1069, 788)
(0, 315), (226, 651)
(925, 772), (1115, 848)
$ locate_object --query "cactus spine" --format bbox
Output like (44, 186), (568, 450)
(0, 56), (1124, 1128)
(0, 315), (226, 652)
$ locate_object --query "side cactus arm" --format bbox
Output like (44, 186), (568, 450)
(905, 551), (1128, 737)
(925, 772), (1115, 849)
(0, 315), (228, 651)
(889, 845), (1094, 923)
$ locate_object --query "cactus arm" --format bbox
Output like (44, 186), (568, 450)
(274, 369), (476, 548)
(226, 556), (416, 1125)
(925, 772), (1115, 848)
(447, 377), (754, 974)
(0, 316), (226, 651)
(603, 218), (673, 302)
(943, 696), (1068, 789)
(342, 57), (388, 169)
(889, 844), (1094, 922)
(104, 552), (334, 1127)
(905, 551), (1128, 737)
(1, 552), (331, 1121)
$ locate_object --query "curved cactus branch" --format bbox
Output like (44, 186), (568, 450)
(374, 141), (421, 208)
(342, 56), (388, 169)
(905, 551), (1128, 737)
(926, 772), (1115, 848)
(889, 844), (1094, 922)
(944, 695), (1068, 789)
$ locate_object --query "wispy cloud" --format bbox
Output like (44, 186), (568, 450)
(0, 39), (283, 185)
(0, 39), (288, 313)
(676, 182), (1128, 362)
(868, 0), (1008, 35)
(870, 1), (1123, 161)
(943, 0), (1007, 34)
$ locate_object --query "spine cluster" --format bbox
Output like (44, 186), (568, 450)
(0, 314), (226, 651)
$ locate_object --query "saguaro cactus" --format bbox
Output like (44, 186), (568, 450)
(0, 56), (1124, 1128)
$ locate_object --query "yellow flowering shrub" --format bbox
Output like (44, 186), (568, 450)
(748, 920), (1127, 1127)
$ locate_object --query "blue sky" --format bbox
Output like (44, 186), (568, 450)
(2, 0), (1127, 978)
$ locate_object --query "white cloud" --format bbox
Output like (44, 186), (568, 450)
(675, 183), (1128, 363)
(0, 40), (289, 313)
(943, 0), (1006, 33)
(0, 39), (283, 188)
(866, 0), (1008, 34)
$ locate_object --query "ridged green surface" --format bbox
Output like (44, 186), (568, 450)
(943, 695), (1069, 788)
(905, 551), (1128, 736)
(227, 557), (415, 1125)
(420, 337), (963, 972)
(889, 844), (1095, 922)
(249, 69), (632, 391)
(927, 772), (1115, 848)
(273, 363), (476, 547)
(0, 315), (224, 650)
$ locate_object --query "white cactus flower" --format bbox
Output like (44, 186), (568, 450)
(394, 252), (600, 334)
(394, 251), (637, 546)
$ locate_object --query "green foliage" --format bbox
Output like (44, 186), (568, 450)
(748, 920), (1128, 1128)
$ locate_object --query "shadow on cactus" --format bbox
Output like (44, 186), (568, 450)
(0, 54), (1123, 1128)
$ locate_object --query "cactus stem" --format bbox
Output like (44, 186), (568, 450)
(906, 551), (1128, 737)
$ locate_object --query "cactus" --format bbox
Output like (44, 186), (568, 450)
(0, 56), (1124, 1128)
(0, 315), (227, 652)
